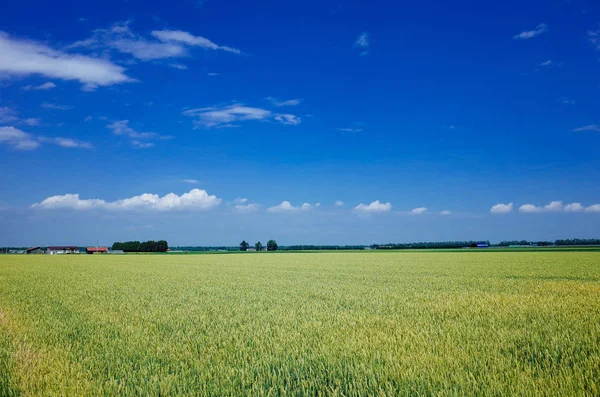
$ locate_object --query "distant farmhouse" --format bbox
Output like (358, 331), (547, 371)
(47, 246), (80, 255)
(86, 247), (108, 254)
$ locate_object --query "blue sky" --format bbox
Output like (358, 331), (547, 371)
(1, 0), (600, 246)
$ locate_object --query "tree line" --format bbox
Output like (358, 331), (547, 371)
(239, 240), (278, 251)
(111, 240), (168, 252)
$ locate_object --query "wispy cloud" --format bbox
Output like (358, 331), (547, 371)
(107, 120), (173, 148)
(233, 198), (248, 204)
(41, 103), (71, 110)
(440, 210), (451, 216)
(22, 118), (41, 126)
(337, 128), (363, 133)
(410, 207), (428, 215)
(38, 136), (93, 149)
(207, 72), (220, 76)
(151, 30), (241, 55)
(513, 23), (548, 40)
(0, 107), (19, 124)
(267, 201), (312, 213)
(354, 32), (369, 55)
(234, 203), (260, 213)
(169, 63), (188, 70)
(183, 179), (200, 184)
(353, 200), (391, 213)
(31, 188), (221, 211)
(490, 203), (513, 214)
(0, 31), (132, 90)
(573, 124), (600, 133)
(540, 60), (552, 66)
(22, 82), (56, 91)
(588, 29), (600, 50)
(265, 97), (302, 107)
(131, 140), (154, 148)
(558, 97), (575, 105)
(183, 103), (301, 128)
(69, 21), (242, 63)
(334, 200), (344, 207)
(0, 126), (92, 150)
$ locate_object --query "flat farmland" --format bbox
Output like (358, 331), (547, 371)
(0, 252), (599, 396)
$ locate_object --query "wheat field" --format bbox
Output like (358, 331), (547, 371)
(0, 252), (599, 396)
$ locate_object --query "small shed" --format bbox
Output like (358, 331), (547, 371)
(86, 247), (108, 254)
(27, 246), (43, 254)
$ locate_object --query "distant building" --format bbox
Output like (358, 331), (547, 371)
(26, 246), (43, 254)
(107, 250), (124, 254)
(86, 247), (108, 254)
(476, 243), (489, 248)
(47, 246), (80, 255)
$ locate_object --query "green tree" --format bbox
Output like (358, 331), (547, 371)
(255, 241), (263, 251)
(267, 239), (278, 251)
(240, 240), (249, 251)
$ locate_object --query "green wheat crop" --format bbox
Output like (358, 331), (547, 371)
(0, 252), (599, 396)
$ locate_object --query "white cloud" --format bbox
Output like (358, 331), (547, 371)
(337, 128), (363, 133)
(207, 72), (220, 76)
(267, 201), (312, 213)
(490, 203), (513, 214)
(183, 104), (301, 128)
(0, 107), (19, 124)
(151, 30), (241, 55)
(31, 188), (221, 211)
(41, 103), (71, 110)
(440, 210), (451, 215)
(107, 120), (172, 147)
(410, 207), (428, 215)
(544, 201), (563, 211)
(234, 203), (260, 213)
(573, 125), (600, 133)
(564, 202), (584, 212)
(513, 24), (548, 40)
(315, 202), (321, 207)
(353, 200), (391, 213)
(273, 113), (301, 125)
(540, 60), (552, 66)
(354, 32), (369, 55)
(334, 200), (344, 207)
(0, 32), (132, 89)
(586, 204), (600, 213)
(519, 201), (563, 213)
(84, 116), (93, 122)
(0, 126), (91, 150)
(22, 82), (56, 91)
(265, 97), (302, 107)
(233, 197), (248, 204)
(183, 179), (200, 184)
